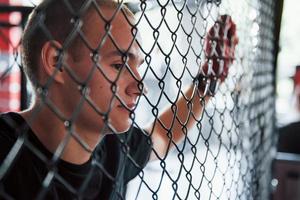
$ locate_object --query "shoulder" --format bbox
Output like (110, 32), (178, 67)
(277, 121), (300, 153)
(123, 127), (152, 182)
(279, 121), (300, 137)
(279, 121), (300, 130)
(127, 127), (152, 149)
(96, 127), (153, 182)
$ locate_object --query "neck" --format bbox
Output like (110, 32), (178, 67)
(20, 101), (102, 165)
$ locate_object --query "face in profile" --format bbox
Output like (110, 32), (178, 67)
(65, 7), (144, 134)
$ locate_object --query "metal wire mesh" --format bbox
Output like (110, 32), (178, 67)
(0, 0), (277, 199)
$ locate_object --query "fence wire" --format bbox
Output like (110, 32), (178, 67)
(0, 0), (277, 199)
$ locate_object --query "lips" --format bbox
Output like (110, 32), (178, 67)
(117, 103), (136, 111)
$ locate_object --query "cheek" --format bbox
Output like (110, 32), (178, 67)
(88, 76), (115, 112)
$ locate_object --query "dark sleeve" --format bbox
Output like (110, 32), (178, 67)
(124, 127), (152, 183)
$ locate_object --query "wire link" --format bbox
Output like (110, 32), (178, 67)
(0, 0), (277, 199)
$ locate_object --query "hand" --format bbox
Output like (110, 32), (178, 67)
(196, 15), (238, 96)
(203, 14), (238, 82)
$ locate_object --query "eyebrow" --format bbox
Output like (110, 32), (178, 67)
(103, 50), (145, 65)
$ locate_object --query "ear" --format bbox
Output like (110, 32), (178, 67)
(41, 40), (64, 84)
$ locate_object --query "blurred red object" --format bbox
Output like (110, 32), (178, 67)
(0, 0), (21, 112)
(293, 65), (300, 87)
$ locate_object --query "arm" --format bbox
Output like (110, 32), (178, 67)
(147, 15), (238, 160)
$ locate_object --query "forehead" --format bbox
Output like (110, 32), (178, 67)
(83, 6), (141, 52)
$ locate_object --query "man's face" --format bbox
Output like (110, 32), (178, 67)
(65, 8), (144, 134)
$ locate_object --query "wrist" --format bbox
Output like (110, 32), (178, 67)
(194, 73), (219, 96)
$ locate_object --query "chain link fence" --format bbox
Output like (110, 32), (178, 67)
(0, 0), (279, 199)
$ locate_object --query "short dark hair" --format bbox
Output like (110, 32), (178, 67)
(21, 0), (134, 89)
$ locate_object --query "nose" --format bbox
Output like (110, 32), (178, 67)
(125, 66), (148, 97)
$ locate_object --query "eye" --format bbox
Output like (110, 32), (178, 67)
(111, 63), (124, 71)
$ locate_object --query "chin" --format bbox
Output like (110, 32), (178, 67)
(115, 125), (131, 133)
(110, 121), (132, 134)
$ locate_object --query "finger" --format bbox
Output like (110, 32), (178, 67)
(208, 15), (236, 41)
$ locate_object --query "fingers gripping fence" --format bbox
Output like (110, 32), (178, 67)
(0, 0), (277, 199)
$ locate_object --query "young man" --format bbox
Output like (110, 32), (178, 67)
(0, 0), (237, 199)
